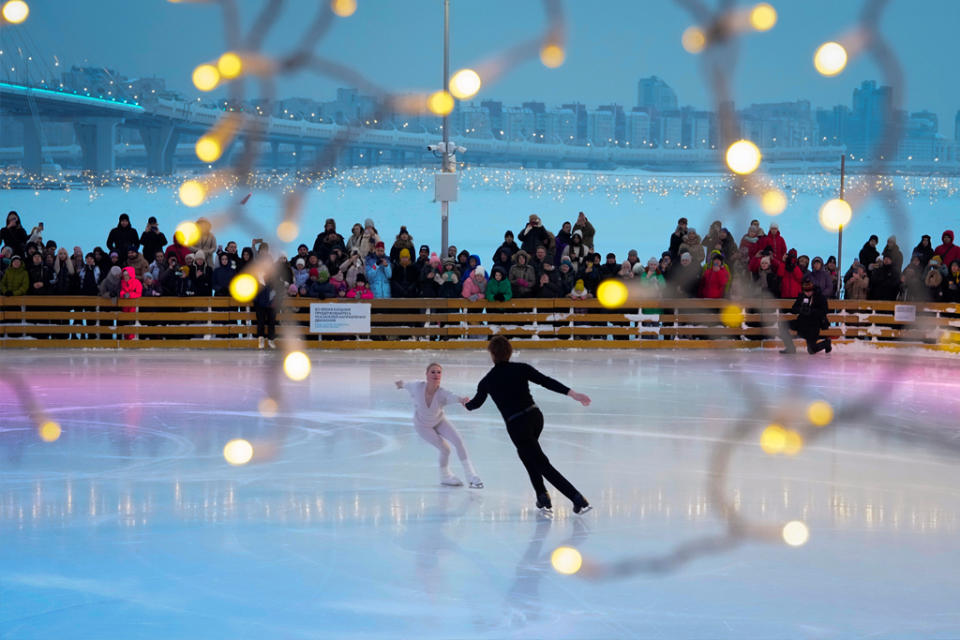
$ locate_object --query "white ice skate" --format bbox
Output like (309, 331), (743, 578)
(468, 476), (484, 489)
(440, 471), (463, 487)
(258, 337), (265, 349)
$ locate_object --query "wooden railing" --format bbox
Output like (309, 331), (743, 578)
(1, 295), (958, 350)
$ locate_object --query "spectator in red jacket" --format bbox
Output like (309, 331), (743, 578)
(780, 249), (804, 299)
(757, 222), (786, 260)
(934, 230), (960, 266)
(699, 253), (730, 299)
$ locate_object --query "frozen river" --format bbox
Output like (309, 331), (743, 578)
(1, 348), (959, 638)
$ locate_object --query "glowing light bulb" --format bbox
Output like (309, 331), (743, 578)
(192, 64), (220, 92)
(174, 220), (201, 246)
(276, 221), (299, 243)
(782, 520), (810, 546)
(223, 438), (254, 465)
(681, 26), (707, 54)
(257, 397), (278, 417)
(217, 52), (243, 79)
(427, 90), (454, 116)
(550, 546), (583, 575)
(331, 0), (356, 17)
(720, 305), (745, 328)
(814, 42), (847, 76)
(178, 180), (206, 208)
(749, 3), (777, 31)
(818, 198), (852, 231)
(283, 351), (312, 381)
(807, 401), (834, 427)
(597, 279), (628, 308)
(229, 273), (259, 302)
(761, 189), (787, 215)
(195, 136), (222, 163)
(725, 140), (762, 175)
(39, 420), (61, 442)
(540, 44), (565, 68)
(2, 0), (29, 24)
(760, 423), (786, 455)
(449, 69), (482, 100)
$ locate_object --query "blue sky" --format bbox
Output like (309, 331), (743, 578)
(11, 0), (960, 134)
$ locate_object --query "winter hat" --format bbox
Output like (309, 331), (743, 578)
(788, 248), (798, 259)
(295, 258), (306, 267)
(375, 241), (385, 249)
(574, 279), (585, 291)
(148, 216), (157, 224)
(143, 272), (154, 281)
(648, 257), (659, 267)
(931, 255), (943, 264)
(399, 226), (409, 235)
(11, 255), (22, 264)
(309, 267), (320, 278)
(572, 229), (582, 238)
(561, 257), (573, 267)
(419, 244), (429, 253)
(812, 256), (823, 265)
(442, 257), (457, 267)
(628, 249), (639, 258)
(399, 248), (411, 259)
(680, 252), (692, 262)
(529, 214), (541, 223)
(110, 266), (122, 276)
(119, 213), (130, 223)
(632, 262), (644, 275)
(287, 283), (299, 296)
(429, 252), (441, 268)
(364, 218), (375, 228)
(110, 251), (119, 258)
(473, 266), (486, 278)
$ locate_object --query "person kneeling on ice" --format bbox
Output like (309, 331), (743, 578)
(465, 336), (593, 516)
(395, 364), (483, 489)
(779, 275), (832, 355)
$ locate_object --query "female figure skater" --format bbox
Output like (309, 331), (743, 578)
(465, 336), (592, 515)
(396, 363), (483, 489)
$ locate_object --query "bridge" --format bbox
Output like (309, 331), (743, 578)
(0, 81), (846, 175)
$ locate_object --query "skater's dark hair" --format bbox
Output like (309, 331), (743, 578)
(425, 362), (442, 373)
(488, 336), (512, 363)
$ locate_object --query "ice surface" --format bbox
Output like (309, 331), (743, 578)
(1, 348), (960, 638)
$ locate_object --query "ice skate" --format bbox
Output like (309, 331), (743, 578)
(258, 337), (265, 349)
(267, 339), (277, 349)
(536, 492), (553, 516)
(573, 495), (592, 515)
(440, 470), (463, 486)
(468, 475), (484, 489)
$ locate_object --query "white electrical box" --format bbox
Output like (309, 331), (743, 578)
(434, 172), (459, 202)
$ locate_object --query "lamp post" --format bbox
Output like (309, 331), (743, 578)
(440, 0), (451, 256)
(837, 153), (845, 297)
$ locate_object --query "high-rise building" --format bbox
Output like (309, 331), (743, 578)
(587, 110), (615, 146)
(597, 104), (626, 144)
(849, 80), (893, 158)
(561, 102), (588, 144)
(626, 109), (651, 146)
(636, 76), (678, 112)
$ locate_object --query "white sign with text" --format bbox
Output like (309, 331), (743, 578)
(310, 303), (371, 333)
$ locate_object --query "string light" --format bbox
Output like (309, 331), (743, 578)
(330, 0), (356, 18)
(217, 52), (243, 80)
(818, 198), (852, 231)
(720, 305), (745, 328)
(681, 26), (707, 54)
(749, 3), (777, 31)
(814, 41), (847, 76)
(195, 136), (222, 163)
(229, 273), (259, 302)
(223, 438), (254, 465)
(760, 424), (786, 455)
(596, 279), (628, 308)
(725, 140), (761, 175)
(539, 44), (565, 68)
(550, 546), (583, 575)
(1, 0), (29, 24)
(782, 521), (810, 547)
(192, 64), (220, 91)
(449, 69), (482, 100)
(283, 351), (312, 381)
(783, 429), (803, 456)
(174, 220), (201, 246)
(427, 90), (454, 116)
(760, 189), (787, 215)
(257, 397), (278, 418)
(277, 221), (299, 242)
(38, 420), (61, 442)
(807, 401), (834, 427)
(178, 180), (206, 208)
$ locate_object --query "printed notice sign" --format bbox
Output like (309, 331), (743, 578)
(893, 304), (916, 323)
(310, 303), (371, 333)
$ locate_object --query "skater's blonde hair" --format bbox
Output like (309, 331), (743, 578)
(425, 362), (442, 373)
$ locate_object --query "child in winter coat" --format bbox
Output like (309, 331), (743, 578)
(485, 266), (512, 302)
(437, 258), (460, 298)
(461, 266), (487, 301)
(346, 273), (374, 299)
(569, 278), (591, 300)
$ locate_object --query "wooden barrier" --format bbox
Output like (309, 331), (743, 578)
(1, 295), (958, 351)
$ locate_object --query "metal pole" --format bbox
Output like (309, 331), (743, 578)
(440, 0), (451, 257)
(838, 154), (846, 298)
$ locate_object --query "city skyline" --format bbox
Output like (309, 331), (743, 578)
(9, 0), (960, 136)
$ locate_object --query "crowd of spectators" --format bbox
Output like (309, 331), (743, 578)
(2, 208), (959, 305)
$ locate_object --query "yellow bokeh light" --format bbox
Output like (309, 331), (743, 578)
(807, 400), (834, 427)
(720, 305), (745, 328)
(681, 26), (707, 54)
(814, 41), (848, 77)
(39, 420), (61, 442)
(258, 397), (278, 418)
(229, 273), (259, 302)
(818, 198), (852, 231)
(195, 136), (222, 163)
(427, 90), (454, 116)
(276, 221), (299, 243)
(217, 52), (243, 79)
(550, 546), (583, 575)
(449, 69), (482, 100)
(783, 429), (803, 456)
(540, 44), (565, 68)
(760, 423), (786, 455)
(178, 180), (206, 208)
(725, 140), (762, 175)
(761, 189), (787, 215)
(749, 3), (777, 31)
(597, 279), (628, 309)
(782, 520), (810, 546)
(223, 438), (254, 466)
(2, 0), (29, 24)
(174, 220), (201, 247)
(192, 64), (220, 92)
(331, 0), (356, 18)
(283, 351), (312, 381)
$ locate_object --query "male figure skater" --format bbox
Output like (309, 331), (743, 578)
(779, 275), (832, 354)
(465, 336), (592, 515)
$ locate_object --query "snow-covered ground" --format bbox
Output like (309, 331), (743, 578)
(2, 167), (957, 265)
(1, 348), (959, 638)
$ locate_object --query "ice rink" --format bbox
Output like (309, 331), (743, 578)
(2, 348), (960, 639)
